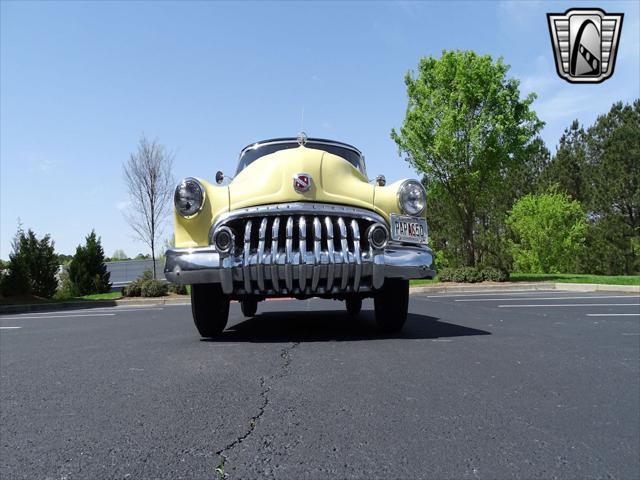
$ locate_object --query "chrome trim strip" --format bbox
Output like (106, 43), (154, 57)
(312, 217), (322, 291)
(285, 216), (294, 292)
(257, 218), (268, 291)
(212, 202), (386, 231)
(337, 217), (349, 290)
(351, 219), (362, 292)
(325, 216), (335, 291)
(270, 217), (280, 292)
(298, 216), (307, 291)
(243, 220), (252, 293)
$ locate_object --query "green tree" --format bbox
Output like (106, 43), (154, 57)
(3, 225), (58, 297)
(392, 50), (543, 268)
(68, 230), (112, 295)
(540, 120), (589, 202)
(3, 224), (30, 295)
(583, 100), (639, 274)
(507, 192), (588, 274)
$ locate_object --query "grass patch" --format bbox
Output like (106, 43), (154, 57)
(410, 278), (440, 285)
(411, 274), (640, 286)
(0, 291), (122, 306)
(509, 273), (640, 285)
(78, 292), (122, 300)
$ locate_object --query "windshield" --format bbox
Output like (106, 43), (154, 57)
(236, 139), (366, 175)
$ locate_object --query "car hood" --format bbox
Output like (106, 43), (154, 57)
(228, 146), (374, 211)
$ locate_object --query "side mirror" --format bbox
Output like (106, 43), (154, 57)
(215, 171), (225, 184)
(375, 175), (386, 186)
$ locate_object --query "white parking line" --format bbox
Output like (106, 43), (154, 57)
(455, 295), (634, 302)
(1, 307), (163, 318)
(498, 303), (640, 308)
(0, 313), (116, 320)
(587, 313), (640, 317)
(0, 326), (22, 330)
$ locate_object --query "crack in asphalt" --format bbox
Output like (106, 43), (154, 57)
(214, 342), (300, 478)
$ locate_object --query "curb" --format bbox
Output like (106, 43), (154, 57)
(0, 296), (191, 314)
(409, 282), (558, 294)
(409, 282), (639, 294)
(553, 282), (639, 293)
(1, 282), (637, 314)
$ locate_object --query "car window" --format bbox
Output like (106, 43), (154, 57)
(236, 141), (366, 176)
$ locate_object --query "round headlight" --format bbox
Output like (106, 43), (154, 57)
(397, 180), (426, 216)
(174, 178), (205, 217)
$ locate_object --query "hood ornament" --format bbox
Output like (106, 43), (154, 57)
(293, 173), (312, 193)
(297, 131), (308, 146)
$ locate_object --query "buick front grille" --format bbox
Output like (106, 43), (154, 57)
(210, 203), (388, 295)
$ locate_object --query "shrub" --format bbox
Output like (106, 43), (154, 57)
(461, 267), (483, 283)
(507, 191), (587, 274)
(122, 281), (142, 297)
(141, 280), (168, 297)
(122, 270), (157, 297)
(439, 266), (484, 283)
(53, 270), (77, 300)
(168, 283), (188, 295)
(68, 230), (112, 295)
(437, 268), (454, 282)
(481, 267), (508, 282)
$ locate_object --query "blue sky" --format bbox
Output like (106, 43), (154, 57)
(1, 0), (638, 258)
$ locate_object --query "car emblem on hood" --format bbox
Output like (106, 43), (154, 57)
(293, 173), (312, 192)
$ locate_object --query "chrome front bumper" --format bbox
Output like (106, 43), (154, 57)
(164, 245), (435, 296)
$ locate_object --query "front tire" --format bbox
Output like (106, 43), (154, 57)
(191, 284), (230, 338)
(374, 279), (409, 333)
(241, 299), (258, 317)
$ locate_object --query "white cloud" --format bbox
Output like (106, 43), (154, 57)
(535, 91), (594, 122)
(518, 55), (556, 96)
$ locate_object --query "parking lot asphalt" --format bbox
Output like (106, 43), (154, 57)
(1, 290), (639, 480)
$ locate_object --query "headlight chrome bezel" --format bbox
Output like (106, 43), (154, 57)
(174, 177), (206, 218)
(397, 179), (426, 216)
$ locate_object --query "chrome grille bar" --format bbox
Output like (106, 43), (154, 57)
(257, 218), (268, 291)
(270, 217), (280, 292)
(312, 217), (322, 291)
(243, 220), (252, 293)
(285, 216), (294, 292)
(337, 217), (349, 290)
(351, 219), (361, 292)
(298, 216), (307, 291)
(325, 216), (335, 291)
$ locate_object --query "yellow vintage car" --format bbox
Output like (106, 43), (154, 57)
(165, 134), (434, 337)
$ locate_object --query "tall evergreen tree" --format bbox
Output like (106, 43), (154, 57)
(68, 230), (112, 295)
(4, 225), (58, 297)
(584, 100), (639, 274)
(541, 121), (589, 202)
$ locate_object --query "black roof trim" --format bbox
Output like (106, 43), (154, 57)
(239, 137), (363, 157)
